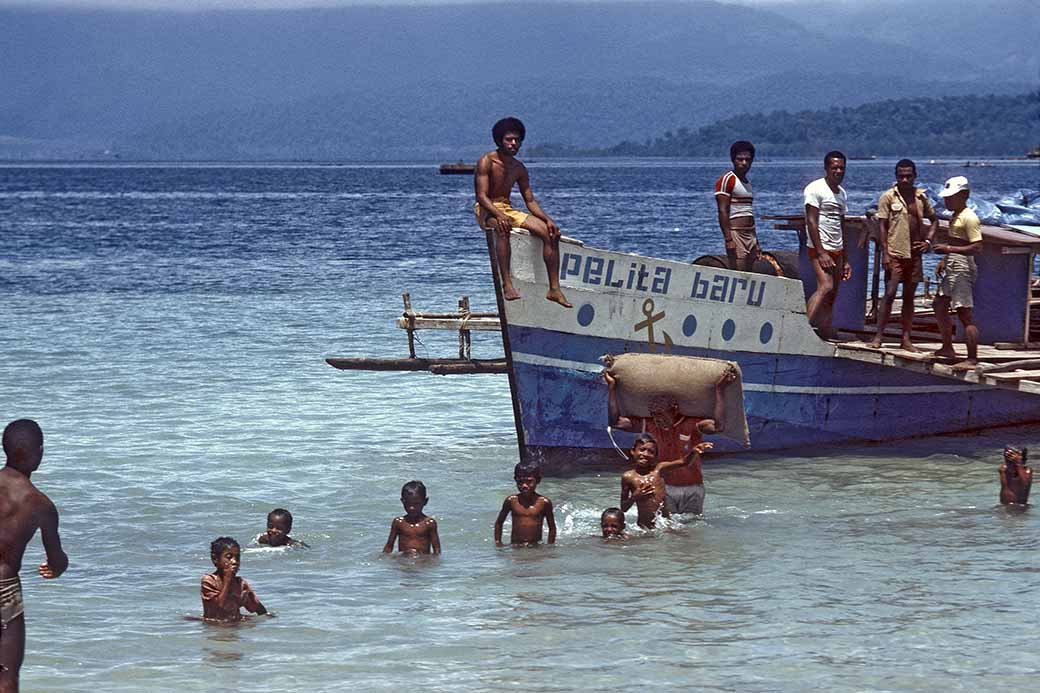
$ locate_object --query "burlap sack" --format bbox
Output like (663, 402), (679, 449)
(603, 353), (750, 447)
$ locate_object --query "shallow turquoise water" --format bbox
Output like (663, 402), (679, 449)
(2, 160), (1039, 691)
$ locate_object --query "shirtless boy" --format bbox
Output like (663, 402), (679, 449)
(605, 365), (737, 516)
(494, 462), (557, 547)
(1, 419), (68, 693)
(383, 481), (441, 555)
(600, 508), (628, 540)
(474, 116), (571, 307)
(201, 537), (267, 622)
(999, 445), (1032, 506)
(258, 508), (307, 548)
(621, 434), (713, 529)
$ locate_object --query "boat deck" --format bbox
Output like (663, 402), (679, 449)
(833, 337), (1040, 395)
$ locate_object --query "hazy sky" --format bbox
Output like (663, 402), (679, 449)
(1, 0), (807, 9)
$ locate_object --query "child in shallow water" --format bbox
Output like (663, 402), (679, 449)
(201, 537), (267, 622)
(384, 481), (441, 554)
(257, 508), (308, 547)
(600, 507), (628, 540)
(999, 445), (1032, 505)
(620, 433), (713, 529)
(494, 462), (557, 547)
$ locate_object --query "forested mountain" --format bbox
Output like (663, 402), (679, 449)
(531, 93), (1040, 158)
(0, 1), (1036, 159)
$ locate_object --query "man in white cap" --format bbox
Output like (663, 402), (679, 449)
(931, 176), (982, 369)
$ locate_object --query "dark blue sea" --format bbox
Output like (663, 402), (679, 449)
(2, 159), (1039, 691)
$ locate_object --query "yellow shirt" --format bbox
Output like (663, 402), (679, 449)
(947, 207), (982, 246)
(876, 186), (935, 259)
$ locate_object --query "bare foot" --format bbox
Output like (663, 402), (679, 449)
(899, 341), (920, 353)
(867, 337), (883, 349)
(950, 359), (978, 371)
(546, 289), (572, 308)
(931, 348), (958, 359)
(503, 286), (522, 301)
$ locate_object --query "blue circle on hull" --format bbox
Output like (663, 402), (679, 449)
(682, 315), (697, 337)
(722, 319), (736, 341)
(577, 304), (595, 327)
(759, 322), (774, 344)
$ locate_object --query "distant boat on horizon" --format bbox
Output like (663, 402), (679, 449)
(439, 162), (475, 175)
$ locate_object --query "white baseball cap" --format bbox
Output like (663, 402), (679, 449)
(939, 176), (970, 197)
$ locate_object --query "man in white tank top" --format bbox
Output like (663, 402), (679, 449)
(714, 141), (758, 271)
(803, 151), (850, 339)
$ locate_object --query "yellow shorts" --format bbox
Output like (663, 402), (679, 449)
(474, 198), (529, 230)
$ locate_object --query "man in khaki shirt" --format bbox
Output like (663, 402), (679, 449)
(869, 159), (941, 351)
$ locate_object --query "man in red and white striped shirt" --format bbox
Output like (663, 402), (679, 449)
(714, 141), (758, 271)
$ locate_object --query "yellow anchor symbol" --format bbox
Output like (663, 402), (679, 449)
(634, 298), (673, 353)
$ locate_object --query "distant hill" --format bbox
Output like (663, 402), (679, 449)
(0, 1), (1035, 159)
(530, 92), (1040, 158)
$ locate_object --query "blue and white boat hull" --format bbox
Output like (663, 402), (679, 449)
(493, 233), (1040, 468)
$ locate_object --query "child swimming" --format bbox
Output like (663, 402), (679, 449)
(383, 481), (441, 555)
(201, 537), (267, 622)
(257, 508), (307, 548)
(600, 507), (628, 540)
(494, 462), (557, 547)
(999, 445), (1032, 505)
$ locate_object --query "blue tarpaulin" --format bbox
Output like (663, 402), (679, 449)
(922, 184), (1040, 227)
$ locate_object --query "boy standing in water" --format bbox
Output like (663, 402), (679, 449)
(494, 462), (557, 546)
(999, 445), (1032, 505)
(621, 433), (713, 529)
(201, 537), (267, 622)
(384, 481), (441, 555)
(605, 365), (737, 516)
(474, 116), (571, 307)
(1, 419), (68, 692)
(258, 508), (307, 548)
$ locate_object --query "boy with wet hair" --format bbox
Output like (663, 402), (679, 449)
(494, 462), (557, 546)
(600, 507), (628, 539)
(474, 116), (571, 308)
(201, 537), (267, 622)
(605, 365), (736, 516)
(999, 445), (1032, 505)
(621, 433), (713, 529)
(384, 480), (441, 555)
(1, 419), (68, 691)
(715, 140), (759, 271)
(258, 508), (307, 547)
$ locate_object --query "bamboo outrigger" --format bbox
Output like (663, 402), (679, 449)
(325, 293), (508, 375)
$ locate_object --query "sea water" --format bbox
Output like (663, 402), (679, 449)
(1, 159), (1038, 692)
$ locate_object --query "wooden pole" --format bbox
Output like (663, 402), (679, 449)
(458, 296), (472, 359)
(325, 357), (508, 374)
(403, 292), (416, 359)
